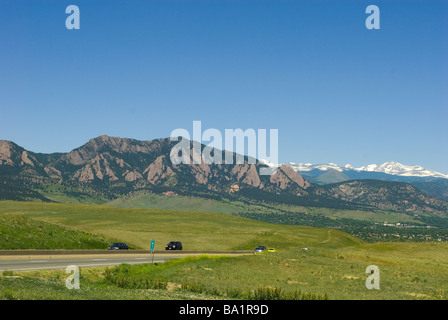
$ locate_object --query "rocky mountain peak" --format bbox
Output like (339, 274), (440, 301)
(270, 165), (311, 190)
(0, 140), (14, 163)
(0, 140), (33, 167)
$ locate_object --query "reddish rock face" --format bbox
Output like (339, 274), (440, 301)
(0, 135), (311, 193)
(0, 140), (39, 168)
(269, 165), (311, 190)
(143, 155), (175, 183)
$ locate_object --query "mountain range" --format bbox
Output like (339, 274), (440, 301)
(279, 161), (448, 202)
(1, 135), (448, 216)
(287, 161), (448, 179)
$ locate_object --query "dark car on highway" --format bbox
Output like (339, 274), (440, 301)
(108, 242), (129, 250)
(165, 241), (182, 250)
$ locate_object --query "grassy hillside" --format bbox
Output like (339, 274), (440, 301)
(0, 201), (361, 251)
(0, 213), (112, 250)
(106, 191), (424, 225)
(106, 192), (265, 214)
(106, 192), (444, 242)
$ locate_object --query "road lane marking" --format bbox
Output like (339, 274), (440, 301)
(0, 257), (173, 271)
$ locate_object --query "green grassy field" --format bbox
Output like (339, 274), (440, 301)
(0, 201), (363, 251)
(106, 191), (422, 225)
(0, 200), (447, 300)
(106, 192), (263, 214)
(0, 213), (112, 249)
(100, 244), (448, 299)
(0, 267), (223, 300)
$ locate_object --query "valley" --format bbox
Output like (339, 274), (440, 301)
(0, 201), (447, 300)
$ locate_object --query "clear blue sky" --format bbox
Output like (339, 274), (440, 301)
(1, 0), (447, 173)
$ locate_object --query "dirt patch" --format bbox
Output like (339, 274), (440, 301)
(167, 282), (182, 291)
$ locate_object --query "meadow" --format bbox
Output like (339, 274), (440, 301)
(0, 201), (361, 251)
(0, 201), (447, 300)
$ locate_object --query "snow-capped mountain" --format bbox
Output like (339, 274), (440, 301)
(357, 162), (448, 179)
(286, 161), (448, 180)
(287, 162), (354, 173)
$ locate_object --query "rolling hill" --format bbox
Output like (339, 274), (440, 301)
(0, 201), (362, 251)
(0, 211), (112, 249)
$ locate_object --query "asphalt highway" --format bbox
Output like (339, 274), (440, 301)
(0, 251), (250, 272)
(0, 255), (173, 271)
